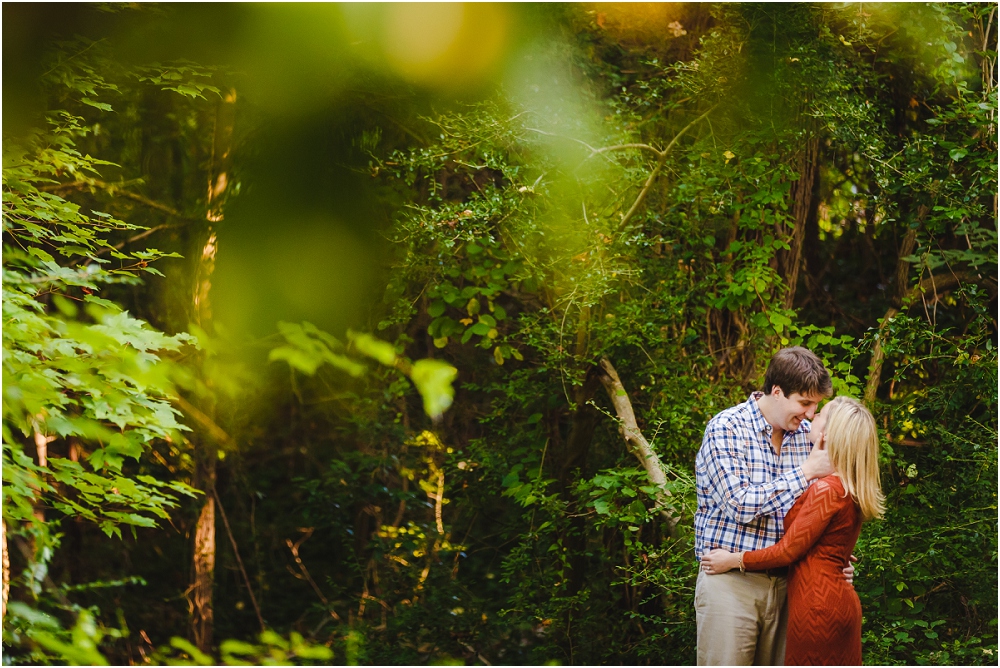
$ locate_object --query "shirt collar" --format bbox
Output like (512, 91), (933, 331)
(747, 391), (771, 434)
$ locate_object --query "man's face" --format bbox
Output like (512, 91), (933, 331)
(769, 387), (823, 433)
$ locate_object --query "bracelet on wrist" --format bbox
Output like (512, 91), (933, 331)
(739, 552), (746, 574)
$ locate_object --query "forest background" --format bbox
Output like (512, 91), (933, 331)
(2, 2), (996, 666)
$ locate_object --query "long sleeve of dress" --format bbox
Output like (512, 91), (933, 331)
(742, 479), (842, 571)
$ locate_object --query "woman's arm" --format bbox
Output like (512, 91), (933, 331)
(743, 479), (841, 571)
(702, 479), (842, 574)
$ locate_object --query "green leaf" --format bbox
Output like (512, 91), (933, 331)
(428, 300), (446, 318)
(409, 359), (458, 418)
(348, 331), (397, 366)
(81, 97), (113, 112)
(269, 346), (320, 375)
(948, 148), (967, 161)
(170, 637), (214, 665)
(768, 312), (792, 328)
(501, 471), (520, 488)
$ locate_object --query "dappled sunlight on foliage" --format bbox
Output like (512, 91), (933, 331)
(2, 2), (995, 665)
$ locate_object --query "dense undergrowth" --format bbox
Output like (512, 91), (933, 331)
(3, 3), (996, 665)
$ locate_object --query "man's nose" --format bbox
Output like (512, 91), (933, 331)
(804, 405), (817, 420)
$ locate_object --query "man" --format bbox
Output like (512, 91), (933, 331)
(694, 346), (853, 665)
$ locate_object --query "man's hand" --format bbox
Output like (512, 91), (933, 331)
(842, 554), (858, 585)
(801, 434), (834, 480)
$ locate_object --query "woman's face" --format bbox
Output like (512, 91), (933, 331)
(808, 405), (828, 446)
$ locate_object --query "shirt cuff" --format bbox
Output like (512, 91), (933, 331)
(788, 466), (809, 496)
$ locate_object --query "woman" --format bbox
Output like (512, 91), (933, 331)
(701, 395), (885, 666)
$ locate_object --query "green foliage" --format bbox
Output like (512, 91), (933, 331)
(2, 4), (994, 666)
(269, 321), (458, 419)
(1, 32), (213, 664)
(1, 61), (198, 529)
(152, 630), (334, 665)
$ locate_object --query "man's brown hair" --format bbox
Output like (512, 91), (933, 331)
(763, 346), (833, 397)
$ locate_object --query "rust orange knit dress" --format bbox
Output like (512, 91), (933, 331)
(743, 475), (863, 666)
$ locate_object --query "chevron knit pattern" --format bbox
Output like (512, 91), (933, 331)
(743, 476), (863, 666)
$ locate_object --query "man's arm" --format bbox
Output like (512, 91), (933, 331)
(701, 421), (833, 524)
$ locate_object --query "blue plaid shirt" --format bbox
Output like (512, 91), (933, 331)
(694, 392), (813, 560)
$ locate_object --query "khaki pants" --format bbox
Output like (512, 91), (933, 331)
(695, 570), (788, 665)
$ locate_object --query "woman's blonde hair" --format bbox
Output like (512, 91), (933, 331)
(823, 396), (886, 521)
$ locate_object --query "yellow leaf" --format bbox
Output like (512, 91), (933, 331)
(493, 346), (504, 365)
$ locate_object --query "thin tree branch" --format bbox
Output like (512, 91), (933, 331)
(616, 105), (718, 232)
(617, 153), (668, 232)
(864, 271), (971, 405)
(591, 143), (664, 157)
(285, 530), (342, 622)
(173, 394), (232, 446)
(212, 486), (265, 632)
(524, 127), (599, 153)
(41, 178), (199, 220)
(71, 222), (185, 267)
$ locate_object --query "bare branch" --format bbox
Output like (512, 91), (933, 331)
(616, 105), (718, 232)
(591, 143), (664, 157)
(617, 153), (667, 232)
(864, 271), (971, 405)
(71, 222), (185, 267)
(42, 178), (198, 220)
(173, 394), (232, 446)
(286, 530), (342, 622)
(659, 105), (719, 158)
(212, 486), (265, 632)
(524, 127), (599, 153)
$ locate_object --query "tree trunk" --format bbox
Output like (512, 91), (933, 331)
(782, 138), (820, 310)
(29, 426), (54, 553)
(864, 225), (918, 406)
(2, 518), (9, 625)
(594, 358), (679, 535)
(189, 87), (236, 654)
(558, 367), (603, 486)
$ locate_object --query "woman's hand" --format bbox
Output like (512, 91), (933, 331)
(702, 549), (742, 575)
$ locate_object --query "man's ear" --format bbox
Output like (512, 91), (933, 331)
(771, 386), (784, 398)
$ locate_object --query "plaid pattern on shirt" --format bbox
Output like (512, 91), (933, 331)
(694, 392), (813, 560)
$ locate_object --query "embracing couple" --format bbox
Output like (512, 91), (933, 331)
(694, 346), (885, 666)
